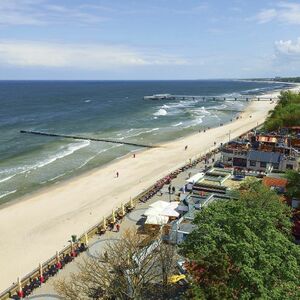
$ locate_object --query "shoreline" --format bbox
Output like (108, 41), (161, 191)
(0, 85), (298, 292)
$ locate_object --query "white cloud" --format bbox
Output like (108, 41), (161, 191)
(275, 38), (300, 56)
(0, 41), (188, 69)
(0, 0), (107, 26)
(255, 9), (277, 24)
(254, 2), (300, 25)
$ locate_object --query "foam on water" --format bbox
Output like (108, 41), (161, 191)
(153, 109), (167, 116)
(172, 122), (183, 127)
(0, 190), (17, 199)
(0, 140), (90, 184)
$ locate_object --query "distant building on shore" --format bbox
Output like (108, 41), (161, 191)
(220, 132), (300, 173)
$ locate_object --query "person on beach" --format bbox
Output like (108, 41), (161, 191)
(116, 223), (120, 232)
(133, 153), (136, 158)
(104, 251), (108, 261)
(185, 145), (188, 150)
(116, 172), (119, 178)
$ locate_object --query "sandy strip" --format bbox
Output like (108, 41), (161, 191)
(0, 87), (297, 292)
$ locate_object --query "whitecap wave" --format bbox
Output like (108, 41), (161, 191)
(32, 140), (90, 171)
(153, 109), (167, 116)
(118, 128), (160, 140)
(0, 174), (16, 183)
(0, 140), (90, 183)
(0, 190), (17, 199)
(207, 104), (228, 110)
(172, 122), (183, 127)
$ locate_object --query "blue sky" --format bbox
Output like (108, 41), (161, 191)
(0, 0), (299, 79)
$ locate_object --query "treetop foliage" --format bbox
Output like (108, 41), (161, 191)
(180, 180), (300, 300)
(264, 91), (300, 131)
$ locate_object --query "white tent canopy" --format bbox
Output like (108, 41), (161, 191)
(149, 200), (170, 210)
(145, 215), (169, 225)
(144, 200), (180, 224)
(161, 207), (179, 217)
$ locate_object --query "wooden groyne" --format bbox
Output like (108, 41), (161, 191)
(20, 130), (158, 148)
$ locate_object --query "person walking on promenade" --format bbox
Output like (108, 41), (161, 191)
(172, 186), (175, 194)
(116, 223), (120, 232)
(168, 184), (172, 194)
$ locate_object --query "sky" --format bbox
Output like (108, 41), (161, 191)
(0, 0), (299, 80)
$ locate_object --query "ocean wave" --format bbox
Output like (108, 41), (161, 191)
(0, 190), (17, 199)
(172, 122), (183, 127)
(0, 140), (90, 183)
(183, 116), (205, 129)
(191, 107), (211, 116)
(77, 144), (121, 169)
(118, 128), (160, 140)
(207, 104), (228, 110)
(153, 109), (167, 116)
(0, 174), (16, 183)
(31, 140), (90, 171)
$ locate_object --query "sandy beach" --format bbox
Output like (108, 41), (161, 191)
(0, 87), (298, 292)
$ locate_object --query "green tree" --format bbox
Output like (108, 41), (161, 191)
(180, 181), (300, 300)
(264, 91), (300, 131)
(285, 170), (300, 199)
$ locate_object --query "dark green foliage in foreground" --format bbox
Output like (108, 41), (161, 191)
(285, 170), (300, 199)
(180, 180), (300, 300)
(264, 91), (300, 131)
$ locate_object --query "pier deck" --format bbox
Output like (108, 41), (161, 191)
(144, 94), (278, 101)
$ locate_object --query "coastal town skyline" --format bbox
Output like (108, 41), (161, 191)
(0, 0), (300, 79)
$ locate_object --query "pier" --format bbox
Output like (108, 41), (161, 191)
(20, 130), (158, 148)
(144, 94), (278, 102)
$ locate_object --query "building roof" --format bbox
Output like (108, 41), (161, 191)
(257, 136), (278, 143)
(248, 150), (282, 163)
(262, 176), (288, 188)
